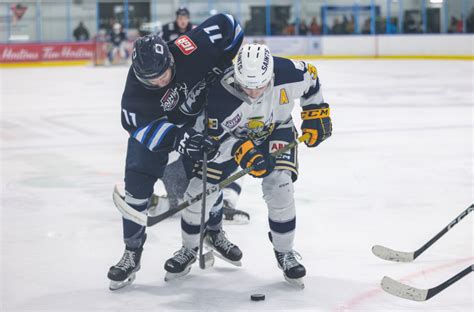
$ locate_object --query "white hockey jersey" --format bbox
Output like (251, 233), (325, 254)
(195, 56), (325, 163)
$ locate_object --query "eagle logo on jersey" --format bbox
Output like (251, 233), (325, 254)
(160, 83), (188, 112)
(233, 114), (275, 145)
(307, 63), (318, 80)
(175, 35), (197, 55)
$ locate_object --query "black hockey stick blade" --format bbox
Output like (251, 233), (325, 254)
(372, 204), (473, 262)
(381, 264), (473, 301)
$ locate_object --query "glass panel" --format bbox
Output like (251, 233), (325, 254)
(445, 0), (469, 33)
(383, 0), (402, 34)
(41, 0), (68, 42)
(71, 0), (96, 41)
(401, 0), (423, 33)
(301, 0), (324, 35)
(7, 0), (38, 42)
(468, 0), (474, 33)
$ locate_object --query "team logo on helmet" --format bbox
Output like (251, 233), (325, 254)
(261, 49), (270, 75)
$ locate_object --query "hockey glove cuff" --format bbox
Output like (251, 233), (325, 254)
(232, 140), (275, 178)
(301, 103), (332, 147)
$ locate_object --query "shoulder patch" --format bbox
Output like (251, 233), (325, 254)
(307, 63), (318, 80)
(279, 88), (289, 105)
(175, 35), (197, 55)
(209, 118), (218, 130)
(222, 112), (242, 129)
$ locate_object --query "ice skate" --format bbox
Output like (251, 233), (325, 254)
(222, 200), (250, 225)
(204, 229), (242, 266)
(107, 242), (144, 290)
(164, 246), (199, 281)
(274, 249), (306, 289)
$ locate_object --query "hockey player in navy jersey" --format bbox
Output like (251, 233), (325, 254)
(165, 44), (332, 287)
(162, 7), (194, 42)
(107, 13), (244, 290)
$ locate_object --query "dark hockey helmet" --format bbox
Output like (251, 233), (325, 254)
(132, 34), (175, 89)
(176, 7), (190, 17)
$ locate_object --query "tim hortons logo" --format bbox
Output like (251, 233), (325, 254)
(160, 88), (179, 111)
(175, 36), (197, 55)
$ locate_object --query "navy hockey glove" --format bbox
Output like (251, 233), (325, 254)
(175, 128), (220, 162)
(301, 103), (332, 147)
(232, 140), (275, 178)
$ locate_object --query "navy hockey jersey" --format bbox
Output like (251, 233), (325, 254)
(121, 14), (244, 152)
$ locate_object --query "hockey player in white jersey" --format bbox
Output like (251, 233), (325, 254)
(164, 43), (332, 287)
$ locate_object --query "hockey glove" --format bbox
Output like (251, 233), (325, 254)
(301, 103), (332, 147)
(232, 140), (275, 178)
(174, 128), (220, 162)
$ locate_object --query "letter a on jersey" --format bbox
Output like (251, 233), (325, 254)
(279, 88), (289, 105)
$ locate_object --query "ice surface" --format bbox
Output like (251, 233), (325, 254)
(1, 60), (472, 311)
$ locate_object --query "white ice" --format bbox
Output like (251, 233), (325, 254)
(1, 60), (473, 312)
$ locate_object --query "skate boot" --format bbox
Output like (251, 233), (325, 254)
(222, 200), (250, 225)
(107, 238), (145, 290)
(274, 249), (306, 289)
(164, 246), (199, 281)
(205, 229), (243, 266)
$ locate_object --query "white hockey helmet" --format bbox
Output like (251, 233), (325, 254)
(234, 43), (274, 90)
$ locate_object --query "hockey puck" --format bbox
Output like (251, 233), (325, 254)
(250, 294), (265, 301)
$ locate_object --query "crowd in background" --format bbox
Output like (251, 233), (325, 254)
(70, 6), (474, 43)
(277, 9), (473, 36)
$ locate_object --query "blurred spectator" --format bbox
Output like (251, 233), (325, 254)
(346, 15), (355, 34)
(282, 22), (295, 35)
(332, 18), (344, 34)
(309, 16), (321, 35)
(73, 21), (89, 41)
(162, 7), (194, 41)
(298, 19), (309, 35)
(448, 16), (459, 33)
(467, 8), (474, 33)
(456, 18), (463, 33)
(404, 13), (419, 33)
(386, 17), (398, 34)
(361, 18), (371, 34)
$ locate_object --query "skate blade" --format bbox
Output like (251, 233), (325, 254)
(284, 275), (305, 289)
(200, 250), (216, 269)
(203, 241), (241, 267)
(223, 216), (250, 225)
(164, 265), (193, 282)
(213, 251), (242, 267)
(109, 273), (136, 291)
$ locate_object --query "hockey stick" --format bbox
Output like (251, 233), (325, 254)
(372, 204), (473, 262)
(381, 264), (473, 301)
(113, 133), (311, 227)
(198, 90), (210, 270)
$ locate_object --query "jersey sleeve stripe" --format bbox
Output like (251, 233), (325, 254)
(302, 78), (321, 100)
(147, 122), (175, 151)
(133, 119), (162, 143)
(223, 16), (244, 52)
